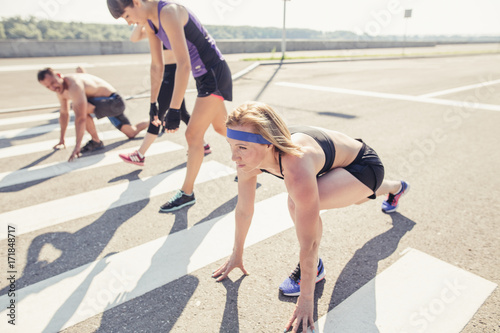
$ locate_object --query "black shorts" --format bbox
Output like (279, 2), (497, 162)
(88, 93), (126, 119)
(343, 140), (385, 199)
(108, 114), (131, 130)
(195, 60), (233, 101)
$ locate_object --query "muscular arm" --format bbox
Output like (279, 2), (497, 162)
(282, 155), (322, 332)
(213, 168), (260, 281)
(67, 80), (88, 161)
(55, 94), (70, 149)
(283, 155), (322, 300)
(146, 26), (164, 104)
(233, 169), (258, 256)
(160, 4), (190, 109)
(130, 24), (147, 42)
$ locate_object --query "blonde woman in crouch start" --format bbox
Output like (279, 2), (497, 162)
(213, 102), (410, 333)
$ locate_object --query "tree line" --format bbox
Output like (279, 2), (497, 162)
(0, 17), (132, 41)
(0, 17), (358, 41)
(0, 17), (498, 43)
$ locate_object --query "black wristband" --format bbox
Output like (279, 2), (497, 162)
(164, 108), (181, 130)
(149, 102), (158, 123)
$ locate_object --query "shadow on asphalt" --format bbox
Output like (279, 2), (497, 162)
(326, 212), (416, 330)
(254, 63), (283, 101)
(218, 275), (247, 333)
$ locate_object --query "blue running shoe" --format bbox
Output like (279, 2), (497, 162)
(382, 181), (410, 213)
(279, 258), (326, 296)
(160, 190), (196, 212)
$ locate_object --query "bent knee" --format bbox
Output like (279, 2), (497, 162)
(185, 129), (204, 145)
(212, 124), (226, 137)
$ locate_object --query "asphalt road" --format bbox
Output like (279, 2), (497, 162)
(0, 47), (499, 332)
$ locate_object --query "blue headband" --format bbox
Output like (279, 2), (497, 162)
(227, 128), (271, 145)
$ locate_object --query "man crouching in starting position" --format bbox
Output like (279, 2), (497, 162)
(37, 67), (148, 161)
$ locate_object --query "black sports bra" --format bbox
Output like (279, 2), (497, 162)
(260, 125), (336, 179)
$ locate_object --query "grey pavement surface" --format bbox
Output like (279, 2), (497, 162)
(0, 44), (499, 332)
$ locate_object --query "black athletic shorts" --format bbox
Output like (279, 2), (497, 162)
(195, 60), (233, 101)
(343, 140), (385, 199)
(108, 114), (131, 130)
(88, 93), (125, 119)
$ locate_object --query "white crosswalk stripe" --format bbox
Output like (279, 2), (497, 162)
(0, 160), (235, 240)
(313, 248), (497, 333)
(0, 117), (110, 140)
(0, 112), (60, 126)
(0, 140), (183, 189)
(0, 129), (130, 159)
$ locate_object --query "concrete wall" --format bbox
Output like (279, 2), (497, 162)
(0, 40), (151, 58)
(0, 39), (436, 58)
(217, 39), (436, 54)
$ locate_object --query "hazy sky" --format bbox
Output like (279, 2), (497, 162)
(2, 0), (500, 36)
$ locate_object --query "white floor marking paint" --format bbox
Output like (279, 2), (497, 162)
(419, 78), (500, 98)
(313, 248), (497, 333)
(0, 118), (109, 139)
(276, 82), (500, 112)
(0, 112), (61, 126)
(0, 161), (235, 240)
(0, 140), (183, 189)
(0, 129), (130, 159)
(0, 104), (61, 114)
(0, 193), (294, 332)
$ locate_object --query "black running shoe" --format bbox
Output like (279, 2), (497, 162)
(80, 139), (104, 153)
(160, 190), (196, 212)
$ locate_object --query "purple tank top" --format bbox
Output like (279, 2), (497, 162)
(147, 1), (224, 77)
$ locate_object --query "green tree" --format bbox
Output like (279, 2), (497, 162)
(8, 22), (42, 39)
(44, 29), (65, 40)
(36, 20), (51, 37)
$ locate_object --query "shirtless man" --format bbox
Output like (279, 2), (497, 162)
(37, 67), (148, 161)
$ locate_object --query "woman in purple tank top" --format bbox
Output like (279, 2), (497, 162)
(108, 0), (233, 212)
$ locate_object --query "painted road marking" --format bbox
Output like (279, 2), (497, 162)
(419, 78), (500, 98)
(0, 104), (62, 114)
(0, 117), (110, 139)
(0, 161), (235, 240)
(276, 82), (500, 112)
(0, 140), (183, 189)
(0, 112), (61, 126)
(314, 248), (497, 333)
(0, 129), (130, 159)
(0, 193), (294, 332)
